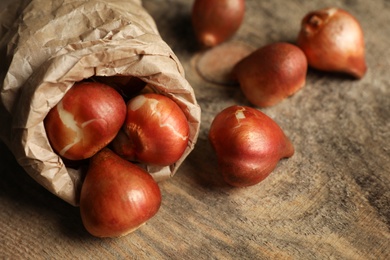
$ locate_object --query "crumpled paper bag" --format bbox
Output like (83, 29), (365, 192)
(0, 0), (201, 206)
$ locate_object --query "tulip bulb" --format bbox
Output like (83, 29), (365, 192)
(80, 148), (162, 238)
(209, 105), (294, 187)
(112, 93), (190, 166)
(44, 82), (126, 160)
(233, 42), (307, 107)
(192, 0), (245, 47)
(297, 7), (367, 79)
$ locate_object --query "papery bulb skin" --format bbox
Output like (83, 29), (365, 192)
(297, 7), (367, 79)
(112, 93), (190, 166)
(233, 42), (307, 107)
(79, 148), (162, 238)
(209, 106), (294, 187)
(44, 82), (127, 160)
(192, 0), (245, 47)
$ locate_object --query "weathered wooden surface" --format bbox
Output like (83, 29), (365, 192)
(1, 0), (389, 259)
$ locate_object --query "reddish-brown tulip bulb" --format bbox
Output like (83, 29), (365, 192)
(80, 148), (162, 238)
(233, 42), (307, 107)
(209, 105), (294, 187)
(44, 82), (126, 160)
(192, 0), (245, 47)
(112, 93), (189, 166)
(297, 7), (367, 79)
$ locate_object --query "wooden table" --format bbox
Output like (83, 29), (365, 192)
(1, 0), (389, 259)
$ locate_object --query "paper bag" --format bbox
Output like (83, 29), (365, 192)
(0, 0), (201, 205)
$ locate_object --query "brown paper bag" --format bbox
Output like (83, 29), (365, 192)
(0, 0), (201, 206)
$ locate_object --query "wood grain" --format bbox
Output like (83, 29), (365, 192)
(1, 0), (389, 259)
